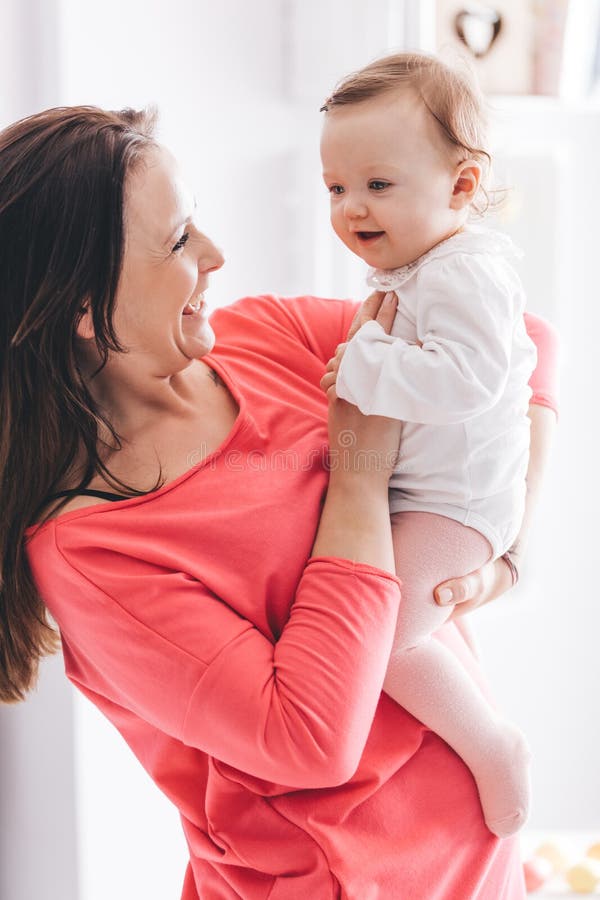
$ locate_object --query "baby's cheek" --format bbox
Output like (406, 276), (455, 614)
(331, 211), (349, 242)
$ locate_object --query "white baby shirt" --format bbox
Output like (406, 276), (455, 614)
(335, 227), (537, 557)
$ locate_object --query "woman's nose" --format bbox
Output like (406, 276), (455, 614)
(198, 235), (225, 273)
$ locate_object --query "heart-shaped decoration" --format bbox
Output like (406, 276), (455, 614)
(455, 5), (502, 58)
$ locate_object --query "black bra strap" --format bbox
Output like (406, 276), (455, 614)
(46, 488), (130, 502)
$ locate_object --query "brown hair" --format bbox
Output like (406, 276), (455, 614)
(321, 51), (495, 215)
(0, 105), (162, 703)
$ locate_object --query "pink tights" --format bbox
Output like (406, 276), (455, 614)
(386, 511), (531, 838)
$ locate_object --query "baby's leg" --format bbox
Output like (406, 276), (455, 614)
(386, 511), (530, 838)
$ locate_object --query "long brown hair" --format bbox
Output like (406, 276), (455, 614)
(321, 52), (495, 215)
(0, 105), (161, 703)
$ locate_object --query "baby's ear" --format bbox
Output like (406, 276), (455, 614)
(450, 160), (482, 210)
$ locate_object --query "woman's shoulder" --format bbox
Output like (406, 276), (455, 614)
(31, 491), (116, 525)
(212, 293), (357, 331)
(211, 293), (359, 364)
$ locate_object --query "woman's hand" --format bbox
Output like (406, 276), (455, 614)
(346, 290), (396, 342)
(312, 291), (400, 572)
(433, 403), (556, 619)
(321, 291), (395, 399)
(433, 554), (516, 619)
(321, 290), (400, 483)
(322, 341), (347, 386)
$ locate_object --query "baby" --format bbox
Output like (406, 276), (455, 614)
(320, 52), (537, 838)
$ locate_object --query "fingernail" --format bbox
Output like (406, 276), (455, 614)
(436, 588), (454, 605)
(384, 291), (396, 304)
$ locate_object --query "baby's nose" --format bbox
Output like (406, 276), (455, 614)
(344, 195), (368, 219)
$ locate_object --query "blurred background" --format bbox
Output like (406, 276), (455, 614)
(1, 1), (598, 897)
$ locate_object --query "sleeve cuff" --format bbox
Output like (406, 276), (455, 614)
(306, 555), (402, 588)
(529, 392), (559, 421)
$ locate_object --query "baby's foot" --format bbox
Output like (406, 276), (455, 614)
(468, 720), (532, 838)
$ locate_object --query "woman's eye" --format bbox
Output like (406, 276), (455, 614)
(328, 184), (344, 195)
(171, 232), (190, 253)
(369, 180), (390, 191)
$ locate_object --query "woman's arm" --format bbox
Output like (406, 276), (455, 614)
(434, 400), (557, 615)
(314, 291), (399, 572)
(433, 307), (560, 614)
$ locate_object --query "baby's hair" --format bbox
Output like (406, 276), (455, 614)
(321, 51), (497, 216)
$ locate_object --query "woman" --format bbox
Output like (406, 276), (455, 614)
(0, 106), (558, 898)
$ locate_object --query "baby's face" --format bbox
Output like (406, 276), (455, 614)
(321, 89), (460, 270)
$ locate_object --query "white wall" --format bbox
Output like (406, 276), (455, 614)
(1, 4), (78, 899)
(477, 97), (600, 830)
(57, 0), (298, 309)
(0, 653), (79, 900)
(0, 0), (62, 126)
(3, 2), (599, 897)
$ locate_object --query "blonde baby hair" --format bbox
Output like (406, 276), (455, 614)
(321, 51), (496, 216)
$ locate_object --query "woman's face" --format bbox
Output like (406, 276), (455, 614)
(110, 144), (224, 374)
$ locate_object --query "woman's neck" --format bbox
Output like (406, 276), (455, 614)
(77, 339), (217, 437)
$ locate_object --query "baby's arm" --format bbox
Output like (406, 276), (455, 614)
(336, 255), (521, 424)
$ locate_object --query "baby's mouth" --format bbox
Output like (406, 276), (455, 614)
(356, 231), (384, 242)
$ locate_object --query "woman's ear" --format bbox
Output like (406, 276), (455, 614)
(75, 303), (95, 340)
(450, 160), (482, 210)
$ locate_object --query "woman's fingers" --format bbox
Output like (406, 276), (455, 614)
(322, 344), (348, 393)
(433, 557), (513, 618)
(346, 291), (387, 341)
(320, 370), (338, 395)
(334, 342), (347, 363)
(375, 292), (398, 334)
(435, 573), (482, 607)
(347, 291), (397, 342)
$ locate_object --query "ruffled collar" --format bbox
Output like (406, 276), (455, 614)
(366, 226), (522, 292)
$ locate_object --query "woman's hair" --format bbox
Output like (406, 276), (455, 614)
(321, 51), (494, 215)
(0, 105), (162, 703)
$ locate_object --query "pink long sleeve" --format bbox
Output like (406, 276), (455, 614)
(524, 311), (560, 415)
(34, 535), (399, 789)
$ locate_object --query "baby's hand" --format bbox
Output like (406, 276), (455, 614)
(320, 342), (347, 398)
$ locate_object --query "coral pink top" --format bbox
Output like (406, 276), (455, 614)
(25, 296), (559, 899)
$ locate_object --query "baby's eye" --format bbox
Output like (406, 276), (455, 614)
(171, 232), (190, 253)
(328, 184), (345, 195)
(369, 180), (390, 191)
